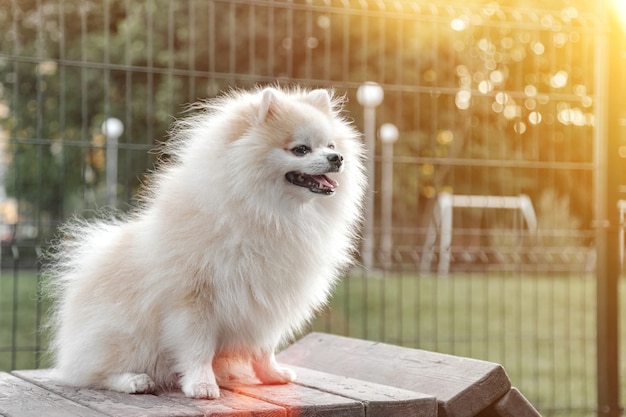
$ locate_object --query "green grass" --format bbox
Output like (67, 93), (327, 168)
(0, 269), (618, 416)
(311, 272), (601, 416)
(0, 270), (51, 371)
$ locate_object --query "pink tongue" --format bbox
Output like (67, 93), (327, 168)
(313, 175), (338, 189)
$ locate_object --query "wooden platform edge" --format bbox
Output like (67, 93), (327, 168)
(11, 369), (285, 417)
(492, 388), (542, 417)
(278, 332), (529, 417)
(5, 367), (437, 417)
(287, 365), (437, 417)
(0, 371), (106, 417)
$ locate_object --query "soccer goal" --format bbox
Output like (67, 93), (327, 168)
(420, 192), (538, 275)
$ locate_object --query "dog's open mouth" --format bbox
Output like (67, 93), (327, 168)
(285, 171), (338, 195)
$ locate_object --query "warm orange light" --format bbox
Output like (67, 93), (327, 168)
(611, 0), (626, 30)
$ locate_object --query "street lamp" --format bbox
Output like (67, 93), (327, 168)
(101, 117), (124, 209)
(379, 123), (399, 271)
(356, 82), (384, 271)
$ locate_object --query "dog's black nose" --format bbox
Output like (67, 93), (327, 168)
(328, 152), (344, 167)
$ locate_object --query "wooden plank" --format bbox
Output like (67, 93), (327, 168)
(13, 369), (203, 417)
(0, 371), (106, 417)
(289, 365), (437, 417)
(159, 390), (285, 417)
(224, 379), (364, 417)
(476, 388), (541, 417)
(13, 369), (284, 417)
(277, 332), (512, 417)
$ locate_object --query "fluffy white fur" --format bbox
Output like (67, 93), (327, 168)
(46, 86), (366, 399)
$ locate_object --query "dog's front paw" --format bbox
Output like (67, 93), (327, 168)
(255, 364), (296, 385)
(252, 352), (297, 385)
(182, 381), (220, 399)
(129, 373), (157, 394)
(102, 372), (156, 394)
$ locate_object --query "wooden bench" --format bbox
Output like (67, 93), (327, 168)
(277, 332), (541, 417)
(0, 332), (539, 417)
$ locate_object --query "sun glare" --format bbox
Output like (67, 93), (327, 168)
(612, 0), (626, 29)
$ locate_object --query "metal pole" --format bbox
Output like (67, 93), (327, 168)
(380, 138), (393, 270)
(617, 200), (626, 274)
(362, 105), (376, 271)
(594, 5), (622, 417)
(102, 118), (123, 210)
(357, 82), (383, 272)
(379, 123), (398, 271)
(106, 133), (118, 209)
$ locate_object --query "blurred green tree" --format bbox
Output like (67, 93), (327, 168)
(0, 0), (598, 246)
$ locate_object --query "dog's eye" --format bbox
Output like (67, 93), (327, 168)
(291, 145), (311, 156)
(328, 144), (335, 150)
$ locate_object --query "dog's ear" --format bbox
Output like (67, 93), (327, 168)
(306, 89), (332, 114)
(258, 87), (279, 122)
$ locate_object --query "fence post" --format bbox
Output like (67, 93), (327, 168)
(595, 5), (624, 417)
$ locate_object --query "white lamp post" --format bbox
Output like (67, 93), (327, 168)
(101, 117), (124, 209)
(379, 123), (399, 271)
(356, 82), (384, 271)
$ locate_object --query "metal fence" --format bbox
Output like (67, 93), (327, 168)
(0, 1), (624, 416)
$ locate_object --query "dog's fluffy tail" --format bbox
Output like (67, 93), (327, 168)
(45, 214), (120, 285)
(42, 212), (125, 365)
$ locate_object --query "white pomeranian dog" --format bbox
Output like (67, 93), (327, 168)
(46, 86), (366, 399)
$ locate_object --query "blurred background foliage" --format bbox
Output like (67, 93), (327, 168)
(0, 0), (601, 250)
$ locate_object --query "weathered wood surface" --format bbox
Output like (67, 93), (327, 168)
(1, 333), (540, 417)
(0, 372), (104, 417)
(224, 366), (436, 417)
(11, 369), (283, 417)
(476, 388), (541, 417)
(277, 332), (536, 417)
(284, 366), (436, 417)
(223, 379), (364, 417)
(1, 364), (436, 417)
